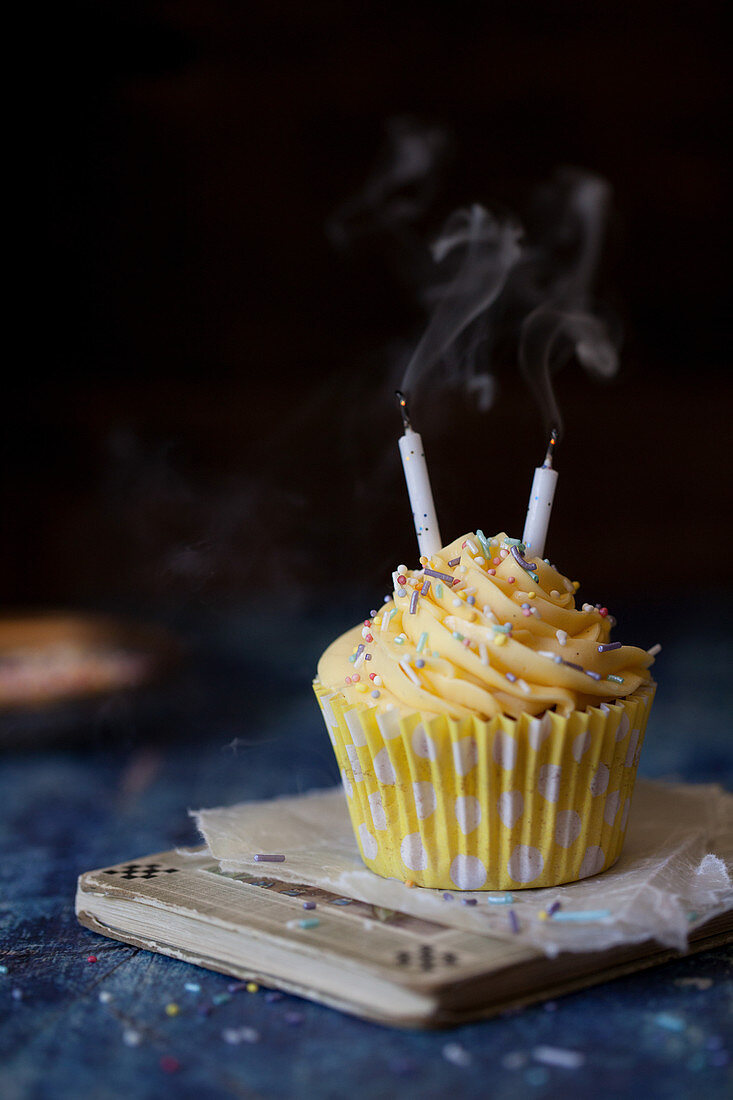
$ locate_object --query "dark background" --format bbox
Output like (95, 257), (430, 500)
(9, 1), (730, 612)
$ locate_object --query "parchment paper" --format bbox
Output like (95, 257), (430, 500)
(193, 779), (733, 957)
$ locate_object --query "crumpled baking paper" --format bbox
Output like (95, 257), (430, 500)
(193, 779), (733, 957)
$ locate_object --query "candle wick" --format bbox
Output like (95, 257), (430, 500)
(543, 428), (559, 468)
(395, 390), (412, 431)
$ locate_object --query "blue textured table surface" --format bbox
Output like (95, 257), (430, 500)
(1, 599), (732, 1100)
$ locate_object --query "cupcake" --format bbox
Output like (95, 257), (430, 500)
(314, 531), (656, 890)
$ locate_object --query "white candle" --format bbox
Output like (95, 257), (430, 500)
(522, 432), (558, 559)
(396, 392), (442, 557)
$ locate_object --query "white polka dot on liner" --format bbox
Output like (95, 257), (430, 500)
(450, 854), (487, 890)
(492, 731), (517, 771)
(590, 763), (610, 796)
(624, 728), (640, 767)
(507, 844), (544, 884)
(400, 832), (429, 871)
(340, 769), (353, 799)
(452, 736), (478, 777)
(345, 708), (368, 746)
(497, 789), (524, 828)
(554, 809), (582, 848)
(412, 724), (438, 761)
(372, 747), (396, 785)
(344, 745), (365, 783)
(358, 823), (378, 860)
(604, 790), (621, 826)
(578, 845), (605, 878)
(454, 795), (482, 835)
(413, 781), (437, 820)
(537, 764), (563, 803)
(376, 709), (402, 741)
(368, 791), (388, 831)
(615, 712), (630, 742)
(528, 714), (552, 751)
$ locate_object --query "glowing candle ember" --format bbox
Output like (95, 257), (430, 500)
(522, 430), (558, 559)
(396, 391), (442, 557)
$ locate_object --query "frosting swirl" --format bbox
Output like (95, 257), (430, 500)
(317, 532), (655, 719)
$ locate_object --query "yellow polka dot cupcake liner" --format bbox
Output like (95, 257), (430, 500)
(314, 682), (655, 890)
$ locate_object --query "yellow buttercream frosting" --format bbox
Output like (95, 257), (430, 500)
(317, 532), (654, 720)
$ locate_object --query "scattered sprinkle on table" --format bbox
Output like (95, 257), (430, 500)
(298, 918), (320, 930)
(159, 1056), (180, 1074)
(532, 1045), (585, 1069)
(165, 1002), (180, 1016)
(550, 909), (611, 922)
(254, 854), (285, 863)
(442, 1042), (472, 1067)
(122, 1029), (141, 1047)
(98, 991), (113, 1004)
(87, 955), (97, 964)
(184, 982), (200, 993)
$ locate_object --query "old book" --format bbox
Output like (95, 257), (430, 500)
(76, 847), (733, 1029)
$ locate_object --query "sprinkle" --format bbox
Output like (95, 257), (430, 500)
(607, 674), (625, 684)
(599, 607), (609, 618)
(582, 602), (595, 613)
(373, 675), (382, 685)
(254, 854), (285, 863)
(493, 633), (507, 647)
(475, 556), (485, 566)
(452, 597), (462, 608)
(399, 658), (420, 685)
(488, 568), (496, 576)
(510, 546), (537, 573)
(475, 530), (492, 556)
(184, 982), (201, 993)
(479, 643), (488, 666)
(330, 898), (352, 906)
(527, 591), (536, 599)
(508, 909), (520, 933)
(532, 1046), (585, 1069)
(223, 1026), (260, 1044)
(381, 608), (395, 632)
(417, 631), (428, 653)
(487, 892), (514, 904)
(648, 643), (662, 657)
(448, 556), (461, 567)
(465, 539), (479, 554)
(505, 672), (516, 683)
(409, 591), (419, 614)
(421, 579), (431, 596)
(371, 690), (380, 698)
(397, 588), (407, 598)
(165, 1003), (180, 1016)
(160, 1056), (180, 1074)
(507, 576), (515, 584)
(443, 1042), (472, 1067)
(586, 670), (602, 681)
(652, 1013), (686, 1032)
(503, 537), (525, 549)
(517, 679), (531, 694)
(550, 589), (560, 598)
(550, 909), (611, 922)
(563, 660), (584, 671)
(467, 595), (475, 605)
(298, 918), (320, 930)
(556, 630), (568, 646)
(442, 892), (454, 901)
(415, 659), (425, 668)
(394, 635), (405, 645)
(364, 653), (371, 661)
(87, 955), (98, 963)
(452, 631), (464, 641)
(598, 642), (622, 652)
(436, 584), (443, 597)
(397, 574), (407, 585)
(546, 900), (561, 916)
(246, 981), (259, 993)
(460, 898), (477, 906)
(424, 567), (454, 585)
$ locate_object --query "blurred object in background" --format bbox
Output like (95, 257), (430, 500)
(0, 613), (181, 746)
